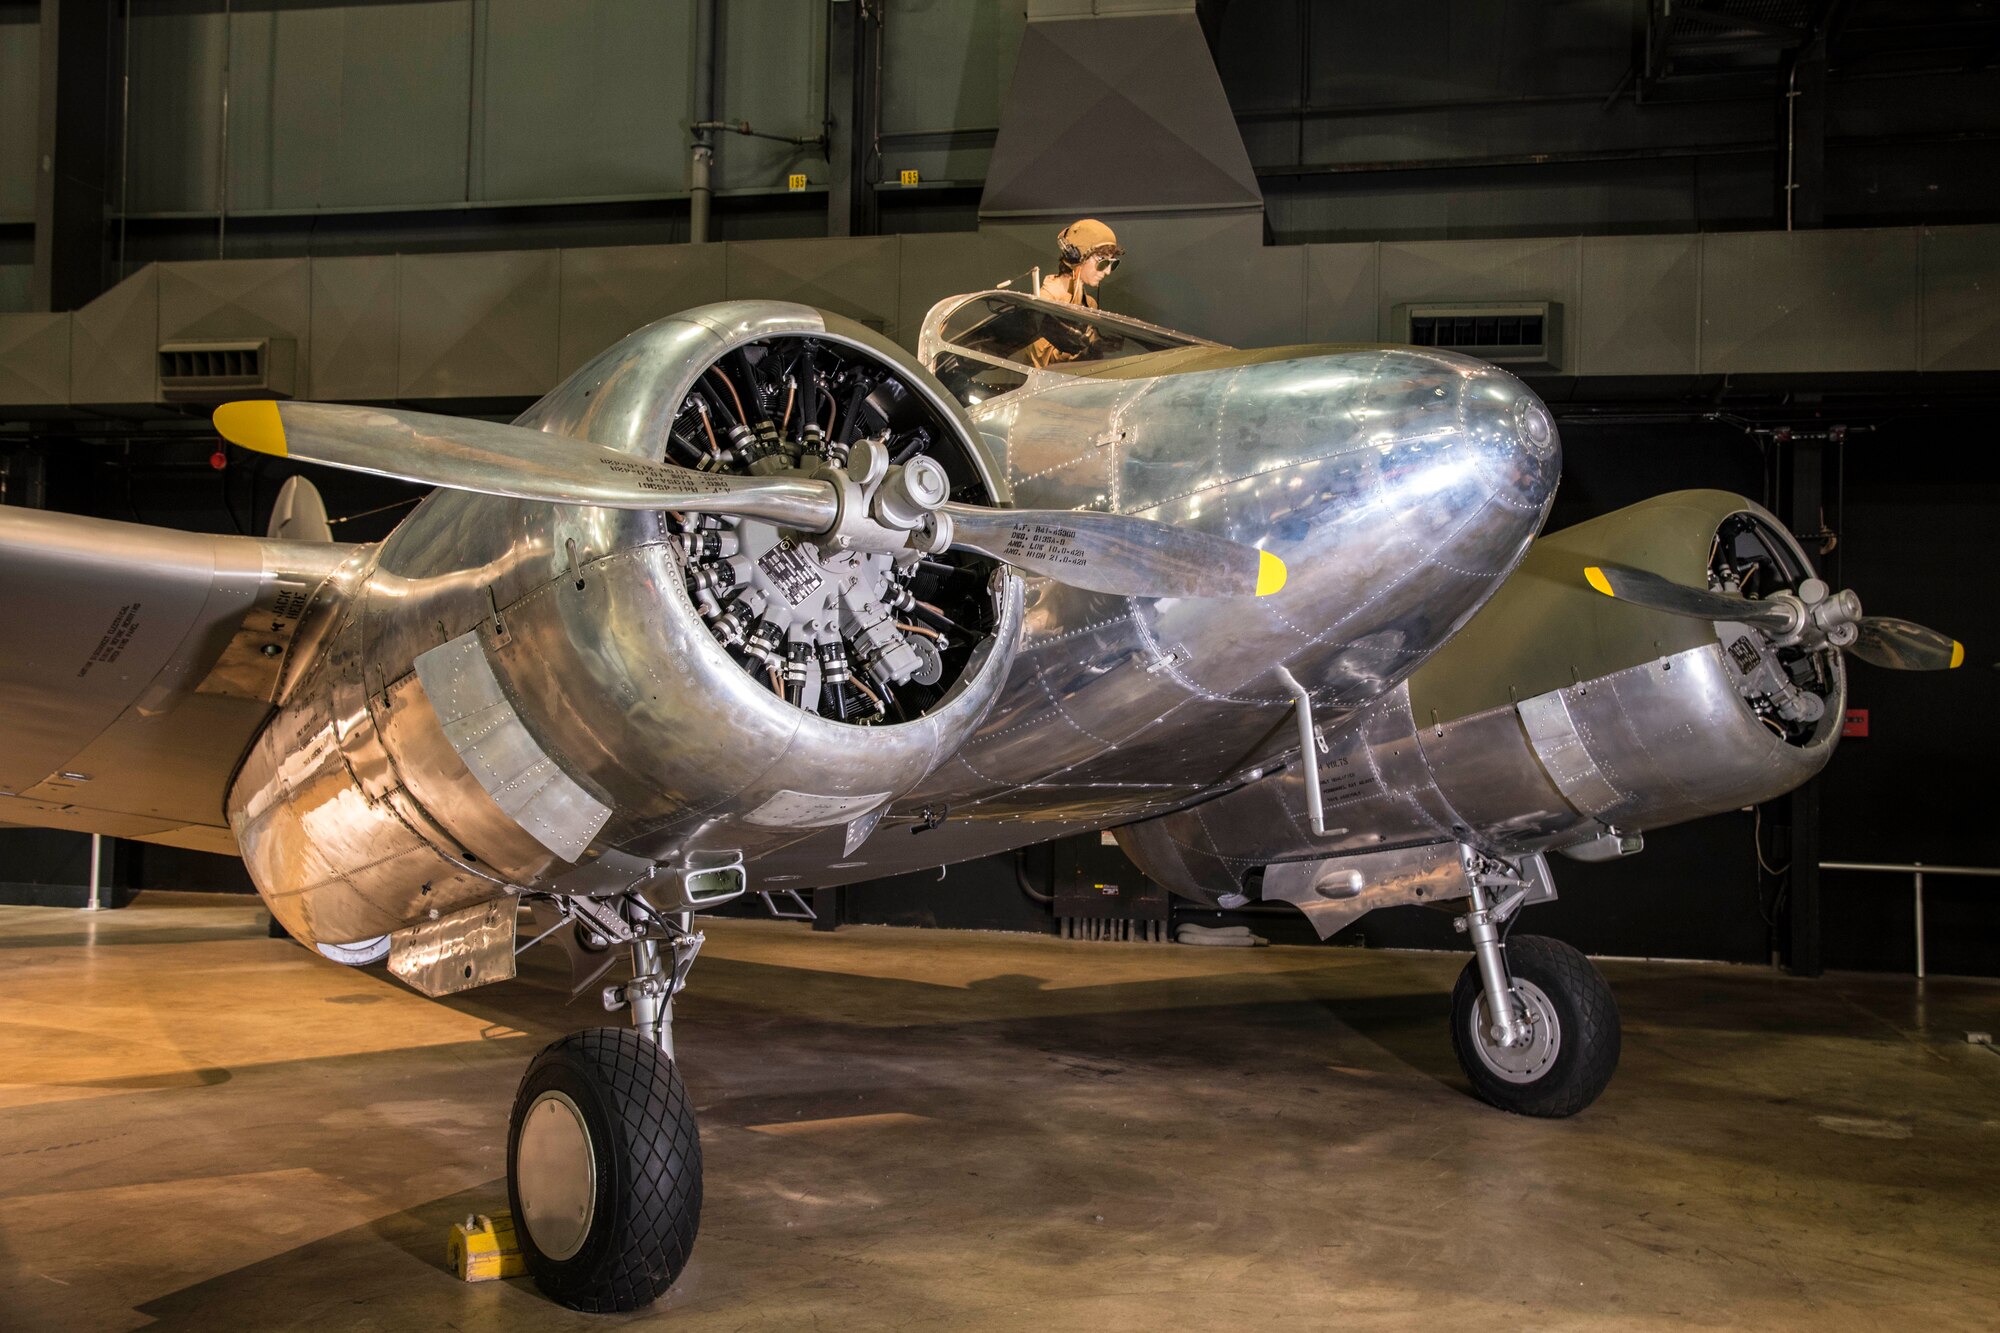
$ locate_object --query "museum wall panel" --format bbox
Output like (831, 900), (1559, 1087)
(0, 7), (36, 224)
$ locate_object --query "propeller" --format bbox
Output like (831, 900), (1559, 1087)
(214, 400), (1285, 601)
(1583, 562), (1962, 671)
(1851, 617), (1968, 672)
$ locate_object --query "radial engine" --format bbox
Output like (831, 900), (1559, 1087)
(230, 306), (1023, 947)
(1115, 491), (1855, 929)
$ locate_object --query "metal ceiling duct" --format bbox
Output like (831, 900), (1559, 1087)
(979, 0), (1262, 224)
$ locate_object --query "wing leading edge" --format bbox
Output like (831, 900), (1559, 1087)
(0, 507), (358, 854)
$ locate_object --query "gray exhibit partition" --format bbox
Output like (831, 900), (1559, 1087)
(4, 220), (1999, 412)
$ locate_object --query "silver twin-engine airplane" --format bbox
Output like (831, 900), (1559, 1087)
(0, 289), (1961, 1310)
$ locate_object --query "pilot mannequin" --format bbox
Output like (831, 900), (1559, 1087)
(1039, 218), (1124, 308)
(1028, 219), (1125, 368)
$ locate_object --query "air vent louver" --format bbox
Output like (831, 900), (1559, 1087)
(158, 337), (296, 403)
(1394, 303), (1561, 372)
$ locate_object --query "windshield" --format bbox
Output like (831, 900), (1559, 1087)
(921, 291), (1218, 407)
(940, 294), (1200, 368)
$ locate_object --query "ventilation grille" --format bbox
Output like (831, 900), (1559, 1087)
(1395, 303), (1561, 372)
(158, 337), (296, 402)
(1411, 312), (1544, 350)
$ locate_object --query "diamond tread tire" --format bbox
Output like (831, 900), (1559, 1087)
(507, 1028), (702, 1312)
(1450, 934), (1620, 1119)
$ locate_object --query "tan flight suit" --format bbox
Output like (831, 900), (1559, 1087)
(1026, 271), (1102, 369)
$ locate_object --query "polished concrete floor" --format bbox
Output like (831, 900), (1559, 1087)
(2, 893), (1998, 1331)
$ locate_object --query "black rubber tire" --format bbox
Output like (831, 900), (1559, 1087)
(506, 1028), (702, 1312)
(1450, 934), (1620, 1119)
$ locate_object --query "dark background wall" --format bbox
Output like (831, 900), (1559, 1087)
(1216, 1), (2000, 243)
(7, 1), (2000, 302)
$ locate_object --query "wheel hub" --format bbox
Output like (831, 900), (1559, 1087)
(515, 1089), (597, 1261)
(1469, 978), (1561, 1084)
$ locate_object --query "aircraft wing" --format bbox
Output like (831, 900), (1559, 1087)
(0, 507), (358, 854)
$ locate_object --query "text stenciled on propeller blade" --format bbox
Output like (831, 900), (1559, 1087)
(597, 456), (738, 495)
(998, 521), (1089, 569)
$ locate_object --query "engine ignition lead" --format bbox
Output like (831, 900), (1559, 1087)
(743, 619), (784, 669)
(889, 426), (933, 466)
(782, 639), (813, 708)
(666, 428), (707, 465)
(816, 639), (852, 685)
(709, 607), (747, 648)
(836, 376), (872, 446)
(684, 396), (729, 467)
(677, 530), (738, 561)
(817, 641), (859, 720)
(706, 558), (742, 593)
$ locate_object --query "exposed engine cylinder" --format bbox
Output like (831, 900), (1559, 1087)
(230, 304), (1022, 947)
(657, 331), (1001, 723)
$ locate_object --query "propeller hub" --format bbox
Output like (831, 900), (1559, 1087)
(873, 455), (952, 532)
(810, 445), (946, 557)
(1773, 582), (1865, 651)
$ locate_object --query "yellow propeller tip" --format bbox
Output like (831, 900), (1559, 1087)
(213, 400), (288, 457)
(1584, 565), (1614, 597)
(1951, 641), (1965, 670)
(1256, 550), (1287, 597)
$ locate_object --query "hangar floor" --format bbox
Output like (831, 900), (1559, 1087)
(2, 893), (1997, 1331)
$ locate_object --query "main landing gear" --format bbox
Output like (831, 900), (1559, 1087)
(1447, 856), (1621, 1118)
(507, 895), (706, 1311)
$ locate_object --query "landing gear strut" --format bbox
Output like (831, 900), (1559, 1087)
(1448, 857), (1621, 1118)
(507, 896), (706, 1311)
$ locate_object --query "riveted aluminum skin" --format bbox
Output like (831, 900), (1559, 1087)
(231, 303), (1022, 946)
(1111, 682), (1477, 904)
(894, 342), (1561, 827)
(1106, 497), (1844, 908)
(1508, 641), (1839, 832)
(411, 632), (614, 863)
(388, 897), (519, 998)
(1261, 842), (1476, 939)
(1116, 638), (1841, 907)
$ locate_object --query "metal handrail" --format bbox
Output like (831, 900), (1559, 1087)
(1820, 861), (2000, 979)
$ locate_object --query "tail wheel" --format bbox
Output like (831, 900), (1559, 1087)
(507, 1028), (702, 1312)
(1450, 934), (1620, 1118)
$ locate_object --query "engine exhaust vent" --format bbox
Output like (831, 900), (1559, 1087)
(158, 337), (297, 403)
(1396, 303), (1562, 372)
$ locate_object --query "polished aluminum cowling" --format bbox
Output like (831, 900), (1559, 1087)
(231, 303), (1022, 946)
(900, 346), (1563, 823)
(1116, 496), (1844, 907)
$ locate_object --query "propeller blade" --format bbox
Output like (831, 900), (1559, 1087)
(213, 400), (839, 529)
(214, 401), (1286, 599)
(1583, 562), (1797, 633)
(943, 503), (1286, 600)
(1850, 618), (1965, 671)
(1585, 563), (1964, 672)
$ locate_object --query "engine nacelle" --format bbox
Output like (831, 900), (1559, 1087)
(232, 303), (1022, 947)
(1117, 491), (1844, 925)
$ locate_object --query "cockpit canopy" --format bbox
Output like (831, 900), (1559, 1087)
(917, 286), (1223, 408)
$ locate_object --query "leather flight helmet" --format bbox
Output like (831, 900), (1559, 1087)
(1057, 218), (1124, 269)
